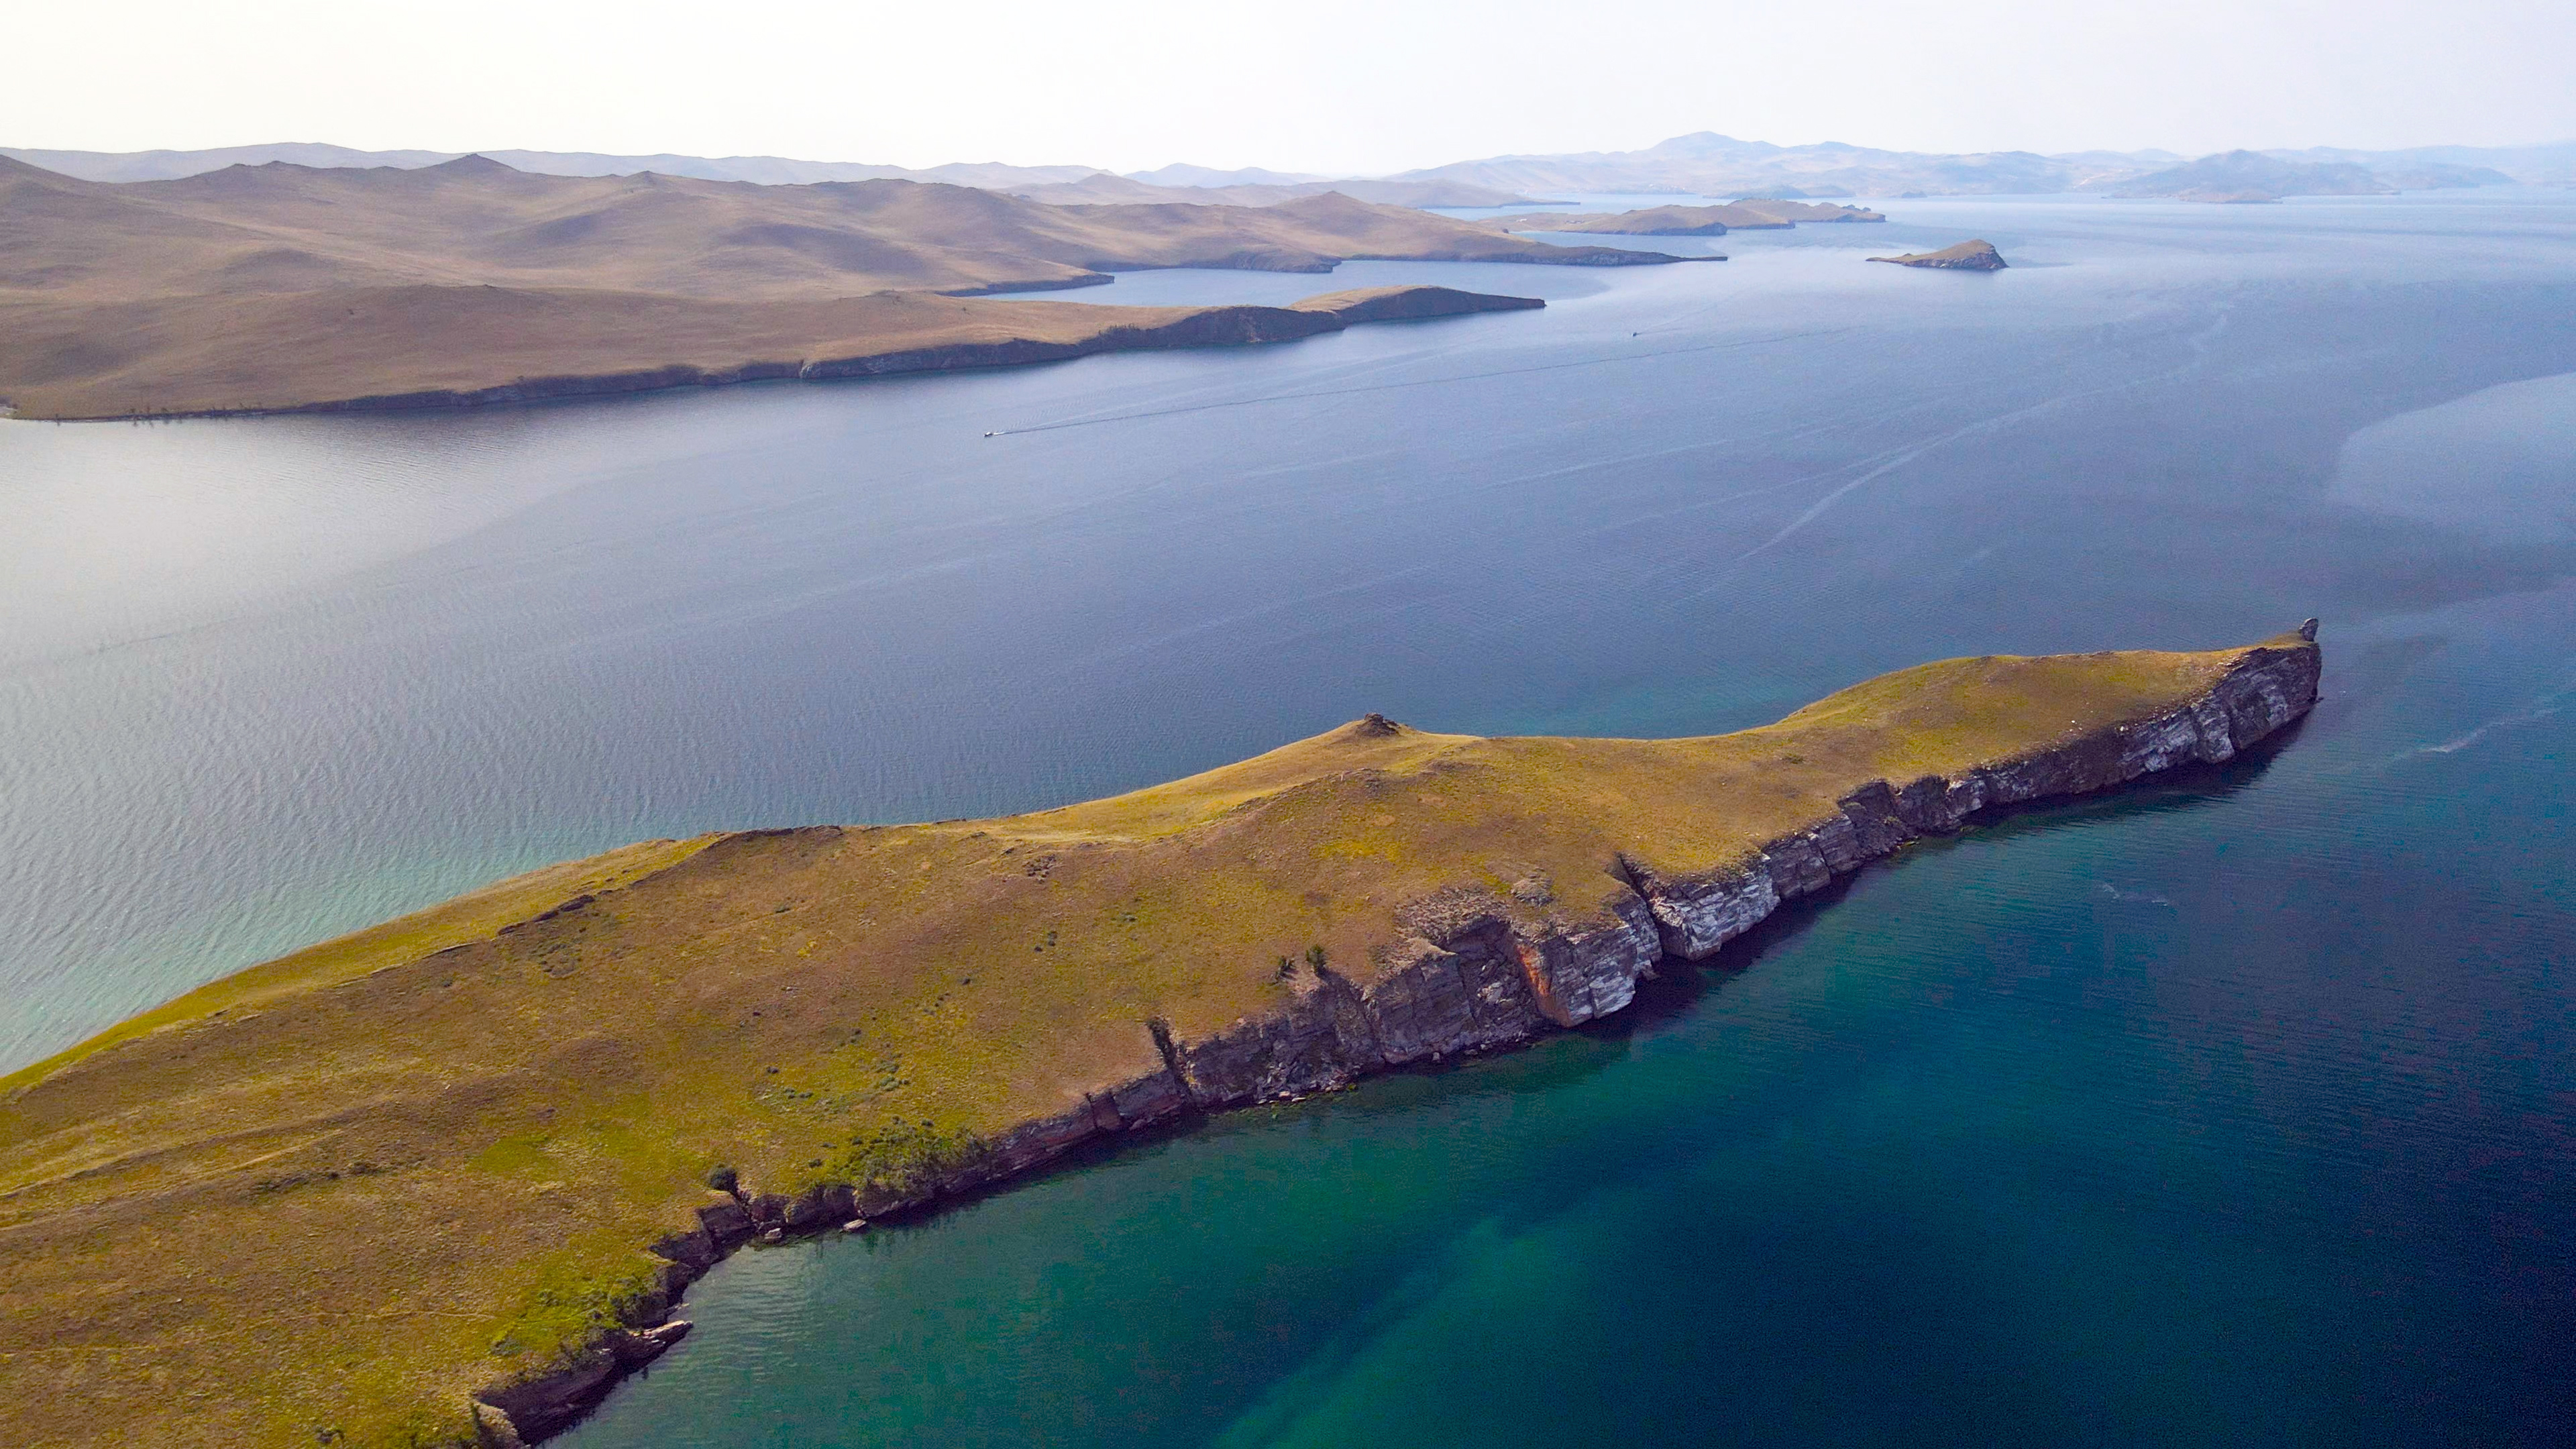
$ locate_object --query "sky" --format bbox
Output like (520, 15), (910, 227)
(8, 0), (2573, 174)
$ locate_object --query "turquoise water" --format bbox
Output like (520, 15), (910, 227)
(4, 193), (2573, 1442)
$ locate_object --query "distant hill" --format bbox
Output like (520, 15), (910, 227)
(2110, 149), (2510, 201)
(0, 141), (459, 181)
(1392, 132), (2137, 198)
(2, 144), (1543, 210)
(0, 144), (1104, 190)
(11, 136), (2560, 205)
(0, 153), (1672, 417)
(1012, 172), (1538, 209)
(1390, 132), (2555, 198)
(2114, 151), (2388, 201)
(1126, 162), (1329, 187)
(2264, 142), (2576, 187)
(1484, 199), (1884, 235)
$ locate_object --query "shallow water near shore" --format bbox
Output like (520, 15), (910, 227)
(5, 193), (2575, 1443)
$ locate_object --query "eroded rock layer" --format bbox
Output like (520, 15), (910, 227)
(573, 641), (2318, 1446)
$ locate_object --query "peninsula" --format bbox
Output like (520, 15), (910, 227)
(0, 632), (2318, 1447)
(0, 154), (1667, 419)
(0, 283), (1543, 419)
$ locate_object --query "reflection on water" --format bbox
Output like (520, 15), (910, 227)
(5, 193), (2575, 1445)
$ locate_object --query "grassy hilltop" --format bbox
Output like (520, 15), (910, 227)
(0, 639), (2312, 1446)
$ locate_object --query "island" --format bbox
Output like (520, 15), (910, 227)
(0, 154), (1671, 419)
(1869, 239), (2009, 271)
(0, 631), (2320, 1447)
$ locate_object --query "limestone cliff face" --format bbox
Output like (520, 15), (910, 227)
(871, 641), (2315, 1206)
(1635, 640), (2316, 959)
(1150, 639), (2316, 1103)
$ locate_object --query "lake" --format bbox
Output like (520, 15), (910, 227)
(4, 191), (2573, 1445)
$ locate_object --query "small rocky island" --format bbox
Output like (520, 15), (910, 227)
(1870, 239), (2008, 270)
(0, 633), (2319, 1447)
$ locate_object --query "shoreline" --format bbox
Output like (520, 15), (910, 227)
(1, 285), (1546, 424)
(476, 637), (2321, 1446)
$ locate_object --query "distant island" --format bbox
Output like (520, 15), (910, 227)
(0, 633), (2319, 1448)
(0, 154), (1671, 419)
(1870, 239), (2008, 271)
(1486, 199), (1886, 235)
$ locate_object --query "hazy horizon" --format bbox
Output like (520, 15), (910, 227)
(10, 0), (2572, 176)
(11, 131), (2576, 184)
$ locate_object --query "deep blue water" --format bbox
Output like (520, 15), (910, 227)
(4, 192), (2573, 1445)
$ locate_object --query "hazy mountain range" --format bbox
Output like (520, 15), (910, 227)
(1387, 133), (2572, 198)
(2108, 150), (2514, 203)
(7, 133), (2573, 203)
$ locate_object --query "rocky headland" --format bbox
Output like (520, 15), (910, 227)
(0, 632), (2319, 1446)
(1869, 239), (2008, 271)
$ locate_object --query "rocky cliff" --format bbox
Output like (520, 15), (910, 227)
(524, 637), (2320, 1446)
(970, 635), (2312, 1130)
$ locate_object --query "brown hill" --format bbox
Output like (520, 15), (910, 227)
(0, 284), (1544, 419)
(0, 155), (1667, 418)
